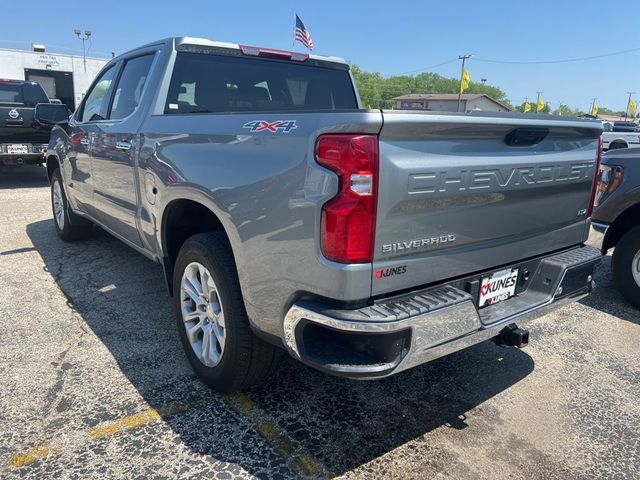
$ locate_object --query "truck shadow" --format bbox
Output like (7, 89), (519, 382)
(578, 255), (640, 325)
(0, 165), (49, 189)
(27, 219), (535, 478)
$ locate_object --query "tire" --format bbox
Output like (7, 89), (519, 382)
(50, 168), (92, 241)
(612, 225), (640, 309)
(173, 232), (279, 391)
(608, 142), (627, 150)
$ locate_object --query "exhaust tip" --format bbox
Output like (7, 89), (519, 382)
(494, 323), (529, 348)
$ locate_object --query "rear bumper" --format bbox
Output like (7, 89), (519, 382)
(283, 245), (602, 379)
(0, 151), (46, 166)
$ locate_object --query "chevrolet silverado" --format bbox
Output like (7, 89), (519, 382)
(39, 37), (604, 391)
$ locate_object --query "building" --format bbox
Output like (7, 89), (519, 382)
(393, 93), (512, 113)
(0, 44), (109, 110)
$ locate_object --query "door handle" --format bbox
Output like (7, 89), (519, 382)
(116, 141), (131, 151)
(80, 138), (91, 146)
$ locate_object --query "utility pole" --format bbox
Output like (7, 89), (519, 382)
(457, 54), (472, 113)
(74, 29), (92, 72)
(625, 91), (636, 120)
(590, 98), (597, 115)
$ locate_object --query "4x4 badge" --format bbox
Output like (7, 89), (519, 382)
(243, 120), (297, 133)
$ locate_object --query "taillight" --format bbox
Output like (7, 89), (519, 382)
(587, 136), (603, 217)
(315, 134), (378, 263)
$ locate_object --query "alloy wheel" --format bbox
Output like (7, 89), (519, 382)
(180, 262), (226, 367)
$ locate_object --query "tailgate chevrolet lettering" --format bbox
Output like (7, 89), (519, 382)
(408, 163), (594, 195)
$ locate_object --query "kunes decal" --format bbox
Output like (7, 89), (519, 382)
(375, 265), (407, 280)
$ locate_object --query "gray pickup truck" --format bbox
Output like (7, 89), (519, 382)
(592, 148), (640, 308)
(39, 37), (603, 391)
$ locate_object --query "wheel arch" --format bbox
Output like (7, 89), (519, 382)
(160, 198), (237, 296)
(608, 139), (629, 149)
(604, 202), (640, 251)
(45, 154), (60, 183)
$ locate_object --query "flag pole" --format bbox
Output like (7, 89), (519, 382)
(457, 54), (471, 113)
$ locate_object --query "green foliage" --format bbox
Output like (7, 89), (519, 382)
(552, 105), (584, 116)
(350, 64), (511, 110)
(514, 101), (550, 114)
(594, 106), (627, 116)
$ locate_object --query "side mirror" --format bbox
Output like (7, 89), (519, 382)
(35, 103), (70, 125)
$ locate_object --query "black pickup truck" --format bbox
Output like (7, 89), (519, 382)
(0, 79), (58, 166)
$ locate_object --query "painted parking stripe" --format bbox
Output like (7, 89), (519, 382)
(3, 393), (330, 478)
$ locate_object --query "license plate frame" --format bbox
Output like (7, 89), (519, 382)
(7, 144), (28, 155)
(478, 268), (519, 308)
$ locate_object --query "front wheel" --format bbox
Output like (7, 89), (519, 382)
(612, 225), (640, 309)
(173, 233), (279, 391)
(50, 168), (92, 241)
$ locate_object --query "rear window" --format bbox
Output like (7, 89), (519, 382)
(0, 83), (48, 106)
(165, 52), (357, 114)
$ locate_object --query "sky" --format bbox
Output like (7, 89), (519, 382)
(2, 0), (638, 111)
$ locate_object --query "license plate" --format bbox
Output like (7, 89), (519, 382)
(479, 268), (518, 307)
(7, 144), (28, 154)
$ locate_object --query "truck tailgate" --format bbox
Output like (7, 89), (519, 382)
(373, 111), (602, 296)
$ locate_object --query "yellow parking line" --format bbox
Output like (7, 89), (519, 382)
(4, 444), (62, 469)
(4, 394), (328, 479)
(89, 403), (185, 440)
(223, 393), (328, 479)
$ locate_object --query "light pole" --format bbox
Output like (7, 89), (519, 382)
(624, 91), (636, 120)
(457, 54), (472, 112)
(74, 29), (92, 72)
(480, 78), (487, 85)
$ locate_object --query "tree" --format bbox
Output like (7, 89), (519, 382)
(514, 101), (550, 114)
(552, 105), (584, 116)
(350, 64), (511, 110)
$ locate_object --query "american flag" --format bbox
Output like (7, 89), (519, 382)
(294, 14), (314, 50)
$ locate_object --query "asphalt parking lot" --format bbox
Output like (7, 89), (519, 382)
(0, 165), (638, 480)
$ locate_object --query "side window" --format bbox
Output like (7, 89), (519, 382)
(80, 65), (117, 123)
(109, 54), (155, 120)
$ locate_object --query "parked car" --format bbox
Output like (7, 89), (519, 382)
(0, 79), (60, 166)
(601, 121), (640, 150)
(592, 149), (640, 308)
(613, 121), (640, 132)
(39, 37), (603, 391)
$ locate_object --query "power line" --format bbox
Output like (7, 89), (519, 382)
(383, 58), (459, 76)
(474, 46), (640, 65)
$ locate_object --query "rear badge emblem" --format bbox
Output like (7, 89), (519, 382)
(382, 234), (457, 254)
(243, 120), (297, 133)
(8, 109), (19, 119)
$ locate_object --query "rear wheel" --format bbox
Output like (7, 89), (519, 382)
(173, 232), (279, 391)
(50, 168), (92, 241)
(612, 225), (640, 309)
